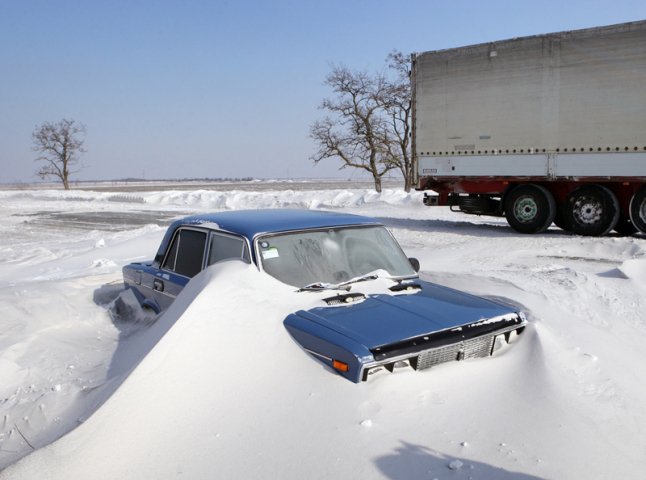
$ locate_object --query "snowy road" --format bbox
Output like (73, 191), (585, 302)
(1, 183), (645, 479)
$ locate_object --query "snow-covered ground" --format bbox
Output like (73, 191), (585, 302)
(0, 183), (645, 479)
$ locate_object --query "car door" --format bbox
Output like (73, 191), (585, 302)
(155, 227), (208, 310)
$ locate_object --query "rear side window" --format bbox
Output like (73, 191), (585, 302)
(207, 233), (249, 265)
(162, 229), (207, 278)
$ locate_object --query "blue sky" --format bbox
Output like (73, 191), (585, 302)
(1, 0), (645, 183)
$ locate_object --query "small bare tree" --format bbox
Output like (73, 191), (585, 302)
(32, 119), (86, 189)
(310, 66), (396, 192)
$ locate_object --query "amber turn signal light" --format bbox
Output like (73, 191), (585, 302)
(332, 360), (349, 372)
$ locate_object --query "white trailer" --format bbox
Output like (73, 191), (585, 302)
(412, 20), (646, 235)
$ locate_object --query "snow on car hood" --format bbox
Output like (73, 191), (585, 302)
(292, 280), (519, 349)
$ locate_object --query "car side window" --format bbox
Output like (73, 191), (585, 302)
(162, 228), (207, 278)
(207, 233), (249, 266)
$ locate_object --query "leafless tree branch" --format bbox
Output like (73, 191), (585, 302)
(32, 118), (86, 190)
(310, 53), (413, 192)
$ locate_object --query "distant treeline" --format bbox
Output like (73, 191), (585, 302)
(79, 177), (257, 183)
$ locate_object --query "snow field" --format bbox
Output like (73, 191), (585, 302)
(1, 185), (645, 479)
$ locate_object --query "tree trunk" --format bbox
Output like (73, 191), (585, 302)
(399, 165), (411, 192)
(403, 172), (411, 192)
(373, 175), (382, 193)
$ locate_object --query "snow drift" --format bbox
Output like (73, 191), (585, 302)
(1, 184), (645, 479)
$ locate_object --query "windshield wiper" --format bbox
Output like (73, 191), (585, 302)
(296, 282), (349, 292)
(297, 273), (380, 292)
(338, 273), (379, 287)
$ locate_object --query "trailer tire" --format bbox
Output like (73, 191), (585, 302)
(565, 185), (619, 236)
(629, 187), (646, 234)
(457, 195), (501, 215)
(613, 216), (638, 236)
(553, 208), (572, 232)
(504, 184), (556, 234)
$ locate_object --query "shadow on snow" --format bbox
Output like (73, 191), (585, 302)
(375, 441), (545, 480)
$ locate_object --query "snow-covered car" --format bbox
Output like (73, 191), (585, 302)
(122, 209), (527, 382)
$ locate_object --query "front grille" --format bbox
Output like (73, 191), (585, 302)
(362, 324), (526, 381)
(415, 334), (495, 370)
(370, 314), (524, 362)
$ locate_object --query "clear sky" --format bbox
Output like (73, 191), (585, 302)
(1, 0), (645, 183)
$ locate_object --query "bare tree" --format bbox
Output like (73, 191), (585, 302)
(382, 51), (414, 192)
(32, 119), (86, 189)
(310, 53), (414, 192)
(310, 66), (396, 192)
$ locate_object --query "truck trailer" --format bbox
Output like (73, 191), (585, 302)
(412, 20), (646, 236)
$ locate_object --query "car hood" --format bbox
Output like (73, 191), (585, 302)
(292, 281), (519, 350)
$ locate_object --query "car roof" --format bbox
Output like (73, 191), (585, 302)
(176, 209), (380, 239)
(151, 209), (382, 267)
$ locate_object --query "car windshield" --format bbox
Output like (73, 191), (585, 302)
(257, 225), (416, 288)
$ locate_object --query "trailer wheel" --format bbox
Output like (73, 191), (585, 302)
(553, 208), (572, 232)
(565, 185), (619, 236)
(613, 216), (637, 236)
(504, 184), (556, 234)
(629, 187), (646, 234)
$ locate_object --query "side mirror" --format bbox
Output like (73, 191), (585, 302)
(408, 257), (420, 272)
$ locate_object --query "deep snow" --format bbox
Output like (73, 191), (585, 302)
(0, 183), (645, 479)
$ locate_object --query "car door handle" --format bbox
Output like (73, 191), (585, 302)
(153, 279), (164, 292)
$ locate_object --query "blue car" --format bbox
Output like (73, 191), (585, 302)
(122, 209), (526, 382)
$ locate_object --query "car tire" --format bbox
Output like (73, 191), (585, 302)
(504, 184), (556, 234)
(564, 185), (619, 236)
(629, 187), (646, 234)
